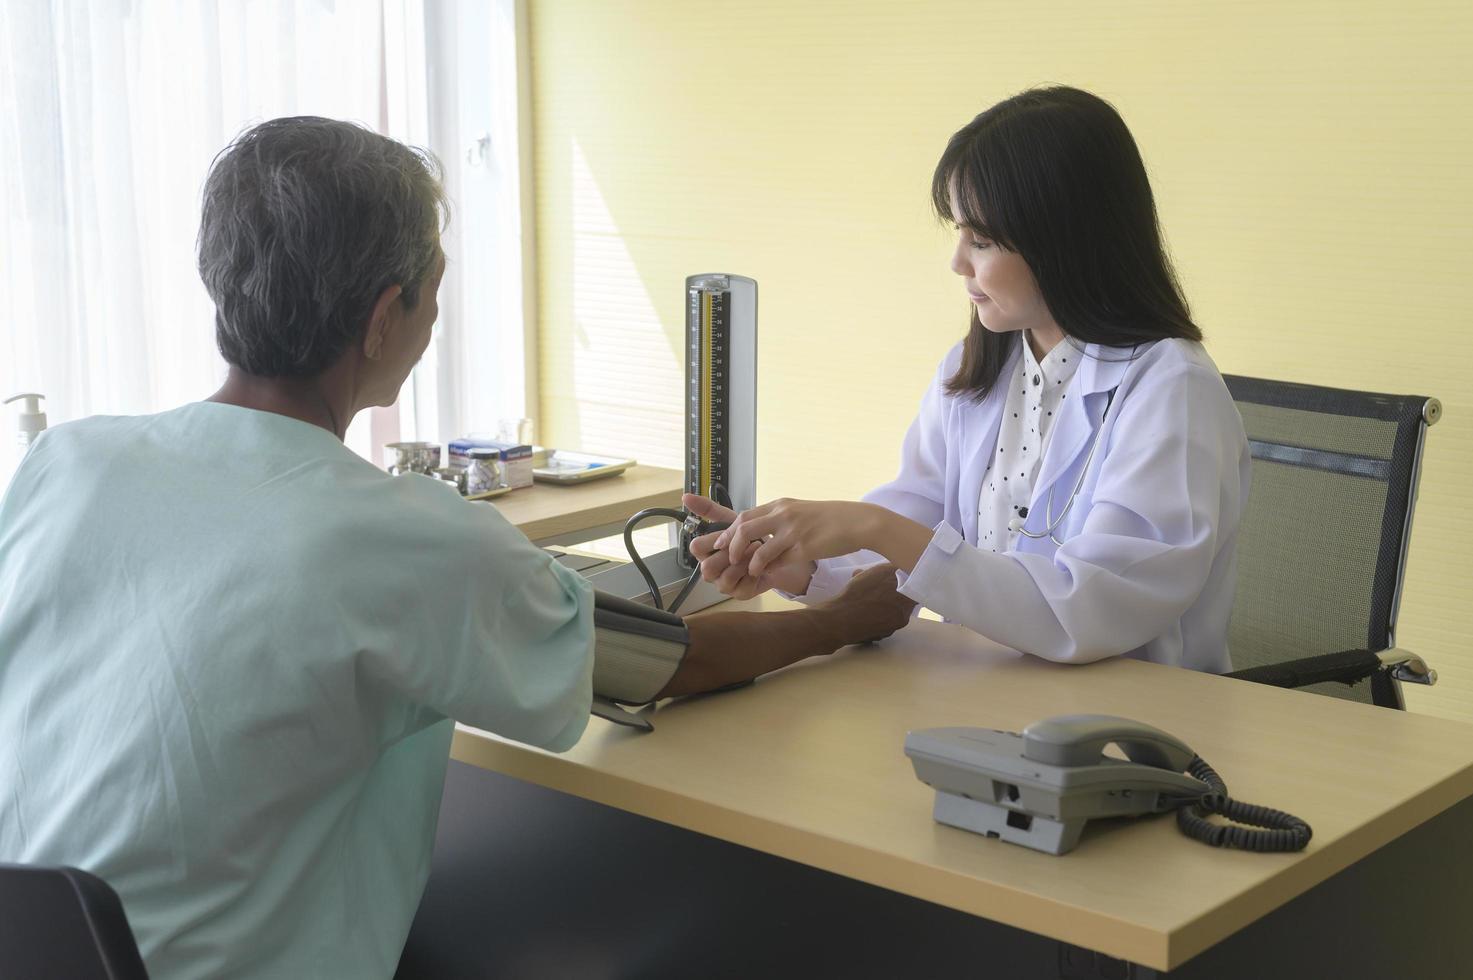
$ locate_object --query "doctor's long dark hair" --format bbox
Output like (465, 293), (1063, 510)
(932, 87), (1201, 400)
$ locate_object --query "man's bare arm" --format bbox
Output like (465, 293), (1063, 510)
(654, 564), (916, 699)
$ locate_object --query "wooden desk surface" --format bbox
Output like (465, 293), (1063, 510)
(487, 464), (682, 542)
(452, 595), (1473, 971)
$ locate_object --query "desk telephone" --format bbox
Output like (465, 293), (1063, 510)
(905, 715), (1312, 855)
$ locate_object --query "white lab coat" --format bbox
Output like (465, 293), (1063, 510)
(801, 338), (1250, 672)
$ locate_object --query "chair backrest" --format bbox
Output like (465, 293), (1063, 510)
(1222, 375), (1439, 707)
(0, 864), (149, 979)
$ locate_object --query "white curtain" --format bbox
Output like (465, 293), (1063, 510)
(0, 0), (528, 486)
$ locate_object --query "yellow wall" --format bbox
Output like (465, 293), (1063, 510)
(529, 1), (1473, 720)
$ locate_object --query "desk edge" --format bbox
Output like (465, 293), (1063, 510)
(1166, 759), (1473, 968)
(451, 728), (1173, 969)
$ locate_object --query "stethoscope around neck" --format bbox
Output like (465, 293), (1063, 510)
(1008, 385), (1120, 546)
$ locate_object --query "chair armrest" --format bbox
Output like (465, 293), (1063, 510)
(1378, 648), (1438, 686)
(1227, 649), (1382, 689)
(1226, 648), (1437, 691)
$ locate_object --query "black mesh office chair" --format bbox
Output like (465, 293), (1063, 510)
(1221, 375), (1441, 708)
(0, 864), (149, 979)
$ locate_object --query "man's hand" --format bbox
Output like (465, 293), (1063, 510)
(816, 564), (917, 646)
(658, 564), (917, 700)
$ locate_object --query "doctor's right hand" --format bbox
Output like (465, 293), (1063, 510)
(684, 493), (817, 600)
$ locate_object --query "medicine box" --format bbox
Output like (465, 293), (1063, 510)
(449, 437), (534, 489)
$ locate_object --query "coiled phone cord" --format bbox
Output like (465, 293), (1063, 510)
(1176, 756), (1313, 852)
(622, 483), (733, 614)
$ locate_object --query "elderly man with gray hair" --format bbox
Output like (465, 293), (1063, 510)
(0, 116), (912, 978)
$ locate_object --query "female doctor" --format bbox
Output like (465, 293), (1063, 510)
(685, 86), (1250, 672)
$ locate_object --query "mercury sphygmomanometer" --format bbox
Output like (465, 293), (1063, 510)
(581, 275), (757, 731)
(905, 715), (1312, 855)
(577, 274), (758, 615)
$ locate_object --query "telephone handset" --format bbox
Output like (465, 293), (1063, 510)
(905, 714), (1312, 856)
(1020, 715), (1196, 771)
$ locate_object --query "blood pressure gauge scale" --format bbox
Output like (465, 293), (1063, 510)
(681, 274), (757, 569)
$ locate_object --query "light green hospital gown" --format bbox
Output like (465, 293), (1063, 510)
(0, 403), (594, 978)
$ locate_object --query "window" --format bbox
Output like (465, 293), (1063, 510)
(0, 0), (531, 487)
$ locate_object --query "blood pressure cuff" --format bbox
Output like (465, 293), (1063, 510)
(590, 590), (689, 729)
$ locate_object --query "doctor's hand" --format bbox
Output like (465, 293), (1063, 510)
(714, 498), (877, 581)
(684, 493), (816, 599)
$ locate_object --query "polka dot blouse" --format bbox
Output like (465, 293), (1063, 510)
(975, 335), (1081, 552)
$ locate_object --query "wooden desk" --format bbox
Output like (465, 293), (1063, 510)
(487, 464), (683, 546)
(403, 598), (1473, 978)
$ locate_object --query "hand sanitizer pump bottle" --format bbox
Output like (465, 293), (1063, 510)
(4, 393), (47, 448)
